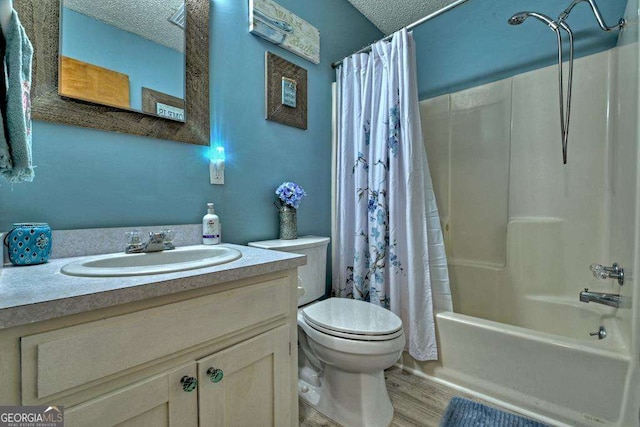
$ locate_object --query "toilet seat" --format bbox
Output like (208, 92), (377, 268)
(303, 319), (405, 341)
(302, 298), (403, 342)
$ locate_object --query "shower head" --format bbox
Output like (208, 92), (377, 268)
(508, 13), (528, 25)
(508, 12), (559, 30)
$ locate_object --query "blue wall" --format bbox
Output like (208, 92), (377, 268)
(4, 0), (628, 245)
(413, 0), (628, 99)
(0, 0), (382, 249)
(61, 8), (184, 111)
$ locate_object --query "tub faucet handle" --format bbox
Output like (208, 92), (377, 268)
(590, 263), (624, 286)
(590, 264), (609, 280)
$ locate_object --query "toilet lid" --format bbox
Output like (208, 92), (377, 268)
(302, 298), (403, 338)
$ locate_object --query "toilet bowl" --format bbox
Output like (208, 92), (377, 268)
(297, 298), (405, 427)
(247, 236), (405, 427)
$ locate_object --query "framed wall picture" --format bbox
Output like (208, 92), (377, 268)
(250, 0), (320, 65)
(265, 52), (307, 130)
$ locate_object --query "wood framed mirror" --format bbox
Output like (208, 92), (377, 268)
(15, 0), (209, 146)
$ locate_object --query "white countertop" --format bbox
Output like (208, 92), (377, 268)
(0, 243), (305, 330)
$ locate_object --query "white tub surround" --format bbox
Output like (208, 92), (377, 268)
(0, 226), (305, 426)
(413, 35), (639, 425)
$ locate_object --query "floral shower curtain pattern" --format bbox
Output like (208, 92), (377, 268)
(333, 29), (452, 361)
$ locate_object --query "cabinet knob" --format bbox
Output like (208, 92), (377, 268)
(206, 367), (224, 383)
(180, 375), (198, 392)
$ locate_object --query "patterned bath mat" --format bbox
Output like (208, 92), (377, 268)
(440, 397), (549, 426)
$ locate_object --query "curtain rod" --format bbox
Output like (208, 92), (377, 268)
(331, 0), (471, 69)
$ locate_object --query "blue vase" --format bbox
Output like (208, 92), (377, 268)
(4, 223), (52, 266)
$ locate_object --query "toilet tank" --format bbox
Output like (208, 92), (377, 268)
(248, 236), (330, 306)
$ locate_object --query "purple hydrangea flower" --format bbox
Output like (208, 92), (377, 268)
(276, 182), (307, 209)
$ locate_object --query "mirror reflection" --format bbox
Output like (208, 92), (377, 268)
(59, 0), (186, 122)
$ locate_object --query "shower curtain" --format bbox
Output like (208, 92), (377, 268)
(333, 29), (451, 361)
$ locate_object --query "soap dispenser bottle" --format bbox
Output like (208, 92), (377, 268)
(202, 203), (220, 245)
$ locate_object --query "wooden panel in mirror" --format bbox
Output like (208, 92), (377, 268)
(15, 0), (209, 146)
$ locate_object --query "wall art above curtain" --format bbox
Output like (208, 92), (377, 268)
(249, 0), (320, 64)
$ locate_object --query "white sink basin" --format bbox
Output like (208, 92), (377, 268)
(61, 246), (242, 277)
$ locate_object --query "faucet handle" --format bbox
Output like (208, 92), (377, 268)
(162, 229), (176, 250)
(590, 264), (609, 279)
(125, 231), (142, 245)
(125, 231), (144, 253)
(590, 262), (624, 285)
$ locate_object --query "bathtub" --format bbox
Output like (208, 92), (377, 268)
(401, 295), (630, 426)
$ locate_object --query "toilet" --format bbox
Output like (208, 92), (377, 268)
(248, 236), (405, 427)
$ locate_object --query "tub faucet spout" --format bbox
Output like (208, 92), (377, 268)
(579, 288), (631, 308)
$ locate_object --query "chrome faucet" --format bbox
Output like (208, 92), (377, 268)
(579, 288), (631, 309)
(126, 231), (175, 254)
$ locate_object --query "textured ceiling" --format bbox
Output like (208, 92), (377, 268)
(64, 0), (185, 52)
(346, 0), (459, 35)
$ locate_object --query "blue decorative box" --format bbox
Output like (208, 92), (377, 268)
(4, 223), (52, 266)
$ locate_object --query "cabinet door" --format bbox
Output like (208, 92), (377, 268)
(197, 326), (291, 427)
(64, 363), (198, 427)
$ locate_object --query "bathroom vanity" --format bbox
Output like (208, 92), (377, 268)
(0, 239), (304, 426)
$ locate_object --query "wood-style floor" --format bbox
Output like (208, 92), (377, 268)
(299, 366), (490, 427)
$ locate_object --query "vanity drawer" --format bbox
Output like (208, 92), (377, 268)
(21, 275), (290, 402)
